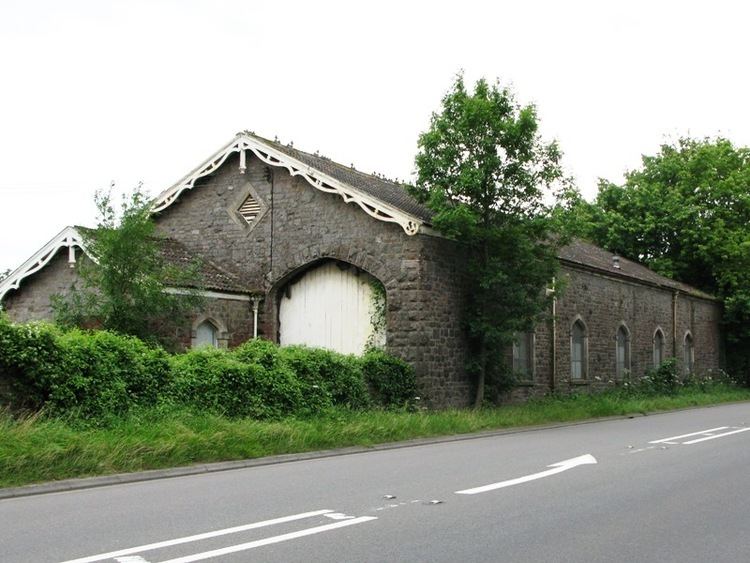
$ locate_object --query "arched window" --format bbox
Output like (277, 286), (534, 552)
(195, 320), (219, 348)
(513, 332), (534, 379)
(653, 328), (665, 368)
(571, 319), (587, 380)
(684, 333), (695, 374)
(616, 324), (630, 378)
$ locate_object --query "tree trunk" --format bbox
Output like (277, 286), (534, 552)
(473, 238), (490, 409)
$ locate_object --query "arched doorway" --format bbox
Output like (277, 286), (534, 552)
(278, 260), (386, 355)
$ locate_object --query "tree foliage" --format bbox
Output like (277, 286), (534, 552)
(566, 137), (750, 378)
(52, 184), (203, 344)
(412, 74), (570, 406)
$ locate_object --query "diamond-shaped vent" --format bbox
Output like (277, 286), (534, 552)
(238, 194), (261, 224)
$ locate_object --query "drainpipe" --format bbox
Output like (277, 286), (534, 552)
(672, 291), (679, 357)
(546, 278), (557, 393)
(251, 295), (263, 339)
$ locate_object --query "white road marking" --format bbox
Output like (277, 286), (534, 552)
(682, 427), (750, 445)
(114, 557), (150, 563)
(649, 427), (729, 444)
(455, 454), (597, 495)
(323, 512), (355, 520)
(158, 517), (378, 563)
(58, 509), (334, 563)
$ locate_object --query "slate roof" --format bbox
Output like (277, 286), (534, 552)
(246, 132), (434, 222)
(558, 239), (714, 299)
(76, 227), (251, 294)
(158, 238), (251, 293)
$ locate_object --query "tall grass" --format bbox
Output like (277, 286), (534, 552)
(2, 385), (749, 489)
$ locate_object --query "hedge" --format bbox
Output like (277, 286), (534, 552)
(0, 314), (417, 422)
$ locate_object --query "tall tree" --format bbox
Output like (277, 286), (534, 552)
(412, 74), (570, 406)
(53, 184), (203, 343)
(568, 137), (750, 378)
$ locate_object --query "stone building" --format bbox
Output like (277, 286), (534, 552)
(0, 132), (723, 406)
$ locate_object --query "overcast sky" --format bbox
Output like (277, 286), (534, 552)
(1, 0), (748, 272)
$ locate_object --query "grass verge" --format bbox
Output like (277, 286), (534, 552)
(2, 385), (750, 489)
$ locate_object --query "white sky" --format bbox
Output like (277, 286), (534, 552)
(1, 0), (749, 272)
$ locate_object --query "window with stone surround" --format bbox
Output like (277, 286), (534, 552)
(616, 324), (631, 378)
(571, 319), (587, 380)
(684, 332), (695, 374)
(513, 332), (534, 379)
(653, 328), (665, 368)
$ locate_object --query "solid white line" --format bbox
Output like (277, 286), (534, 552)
(58, 509), (334, 563)
(682, 427), (750, 445)
(159, 516), (378, 563)
(648, 426), (729, 444)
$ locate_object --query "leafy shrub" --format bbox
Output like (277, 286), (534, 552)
(170, 345), (306, 419)
(232, 338), (283, 370)
(0, 314), (62, 409)
(278, 346), (370, 411)
(638, 358), (680, 395)
(361, 349), (417, 408)
(276, 346), (334, 412)
(49, 329), (170, 419)
(2, 315), (415, 421)
(169, 348), (266, 417)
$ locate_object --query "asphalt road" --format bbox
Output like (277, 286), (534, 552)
(3, 402), (750, 562)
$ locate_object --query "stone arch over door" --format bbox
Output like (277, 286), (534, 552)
(273, 258), (387, 355)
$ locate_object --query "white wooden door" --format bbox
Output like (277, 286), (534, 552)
(279, 262), (382, 355)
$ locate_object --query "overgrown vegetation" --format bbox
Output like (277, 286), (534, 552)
(51, 184), (203, 344)
(0, 314), (417, 423)
(1, 314), (747, 489)
(411, 73), (572, 407)
(1, 382), (747, 488)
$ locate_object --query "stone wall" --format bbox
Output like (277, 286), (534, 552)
(505, 263), (723, 401)
(154, 296), (255, 351)
(3, 249), (80, 323)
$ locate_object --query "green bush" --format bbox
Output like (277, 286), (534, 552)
(278, 346), (370, 411)
(0, 314), (62, 410)
(232, 338), (283, 370)
(169, 348), (265, 417)
(276, 346), (334, 412)
(2, 315), (416, 421)
(170, 345), (306, 419)
(49, 329), (170, 419)
(637, 358), (681, 395)
(361, 348), (417, 408)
